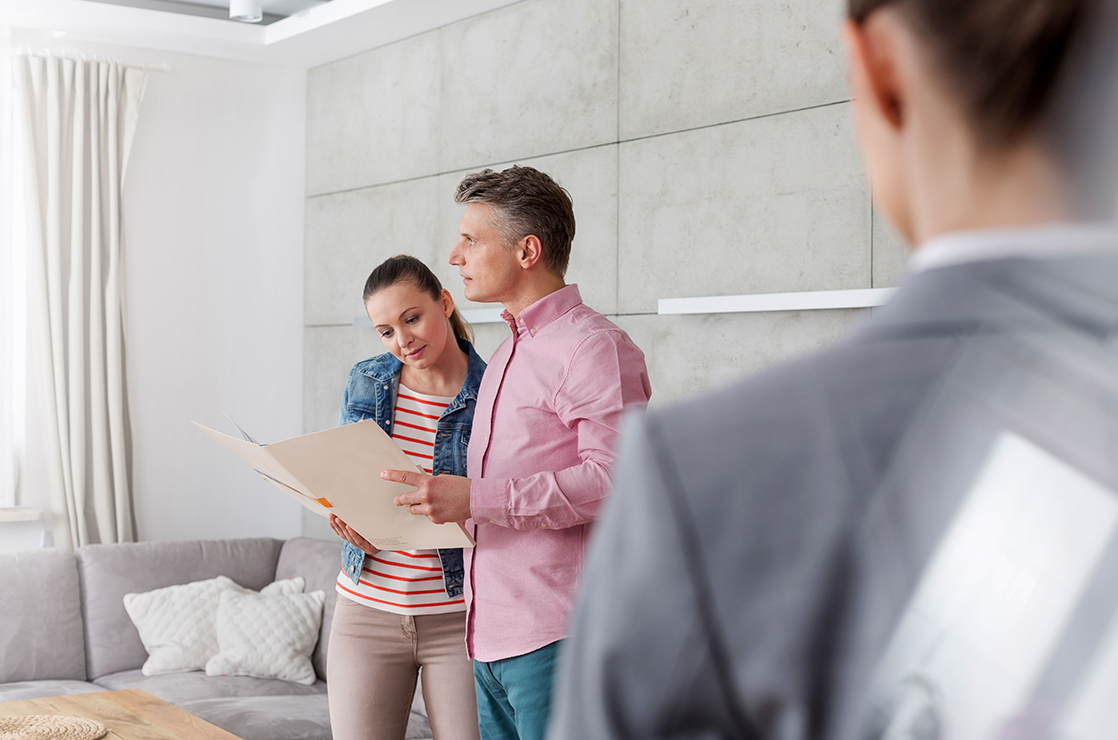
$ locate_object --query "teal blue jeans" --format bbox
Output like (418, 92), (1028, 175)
(473, 641), (563, 740)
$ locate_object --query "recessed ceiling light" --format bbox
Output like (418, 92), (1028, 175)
(229, 0), (263, 23)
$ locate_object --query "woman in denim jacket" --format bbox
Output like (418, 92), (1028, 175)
(327, 255), (486, 740)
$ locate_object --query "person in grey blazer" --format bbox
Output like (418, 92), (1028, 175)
(549, 0), (1118, 739)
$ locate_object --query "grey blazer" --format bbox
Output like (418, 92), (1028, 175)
(549, 252), (1118, 740)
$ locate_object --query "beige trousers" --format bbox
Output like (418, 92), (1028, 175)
(327, 595), (480, 740)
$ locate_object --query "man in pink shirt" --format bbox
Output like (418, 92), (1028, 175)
(384, 165), (651, 740)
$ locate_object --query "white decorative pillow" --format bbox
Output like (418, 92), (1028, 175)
(124, 576), (305, 676)
(205, 589), (326, 685)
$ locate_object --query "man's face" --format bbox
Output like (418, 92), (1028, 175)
(448, 202), (522, 306)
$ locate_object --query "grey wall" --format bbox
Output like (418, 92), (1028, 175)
(302, 0), (910, 534)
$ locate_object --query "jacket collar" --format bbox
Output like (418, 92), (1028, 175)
(909, 224), (1118, 276)
(359, 350), (403, 384)
(358, 337), (485, 410)
(856, 252), (1118, 346)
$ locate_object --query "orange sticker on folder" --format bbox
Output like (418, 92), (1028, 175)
(316, 498), (333, 508)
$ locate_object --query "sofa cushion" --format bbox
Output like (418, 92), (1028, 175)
(274, 537), (342, 680)
(77, 538), (284, 680)
(0, 549), (86, 683)
(206, 588), (326, 685)
(125, 575), (305, 676)
(0, 680), (105, 702)
(92, 669), (326, 704)
(179, 695), (334, 740)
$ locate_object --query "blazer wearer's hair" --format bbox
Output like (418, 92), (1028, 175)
(454, 165), (576, 278)
(848, 0), (1091, 147)
(363, 254), (474, 345)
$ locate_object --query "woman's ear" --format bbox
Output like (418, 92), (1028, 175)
(844, 12), (915, 243)
(440, 288), (455, 318)
(844, 15), (904, 132)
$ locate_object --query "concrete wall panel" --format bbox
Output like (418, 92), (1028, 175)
(872, 208), (911, 288)
(305, 177), (443, 326)
(615, 308), (869, 406)
(618, 103), (870, 314)
(304, 0), (879, 539)
(436, 145), (619, 316)
(303, 326), (377, 434)
(619, 0), (848, 139)
(439, 0), (618, 171)
(306, 32), (442, 196)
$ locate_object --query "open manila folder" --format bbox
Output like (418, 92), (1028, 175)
(194, 418), (474, 550)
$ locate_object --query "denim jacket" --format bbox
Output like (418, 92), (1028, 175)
(338, 337), (486, 599)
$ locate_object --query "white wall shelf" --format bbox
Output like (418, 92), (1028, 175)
(460, 308), (505, 324)
(353, 290), (895, 326)
(658, 287), (896, 315)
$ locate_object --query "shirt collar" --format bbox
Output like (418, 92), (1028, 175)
(909, 223), (1118, 275)
(501, 284), (582, 338)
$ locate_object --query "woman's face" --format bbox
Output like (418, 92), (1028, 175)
(365, 281), (454, 371)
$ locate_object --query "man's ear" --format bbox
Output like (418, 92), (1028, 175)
(516, 235), (546, 270)
(844, 16), (904, 131)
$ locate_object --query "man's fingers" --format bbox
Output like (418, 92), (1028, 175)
(390, 494), (429, 517)
(381, 468), (422, 488)
(394, 490), (421, 507)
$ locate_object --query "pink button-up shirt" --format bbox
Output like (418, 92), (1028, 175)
(465, 284), (652, 661)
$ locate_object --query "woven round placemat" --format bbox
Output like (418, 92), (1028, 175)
(0, 715), (108, 740)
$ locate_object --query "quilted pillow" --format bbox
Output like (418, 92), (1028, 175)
(124, 576), (304, 676)
(205, 589), (326, 685)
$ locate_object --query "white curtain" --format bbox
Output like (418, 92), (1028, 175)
(14, 55), (148, 549)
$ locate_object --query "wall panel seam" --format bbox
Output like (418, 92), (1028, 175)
(305, 99), (854, 201)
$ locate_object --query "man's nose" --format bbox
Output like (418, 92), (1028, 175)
(448, 239), (463, 265)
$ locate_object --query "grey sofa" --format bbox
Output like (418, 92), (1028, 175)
(0, 537), (432, 740)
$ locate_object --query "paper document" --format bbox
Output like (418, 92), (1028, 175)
(195, 418), (474, 550)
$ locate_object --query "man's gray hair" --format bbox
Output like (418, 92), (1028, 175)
(455, 165), (576, 278)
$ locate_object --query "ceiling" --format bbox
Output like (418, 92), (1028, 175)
(0, 0), (522, 68)
(81, 0), (329, 26)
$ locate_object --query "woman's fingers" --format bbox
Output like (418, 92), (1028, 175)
(344, 522), (379, 555)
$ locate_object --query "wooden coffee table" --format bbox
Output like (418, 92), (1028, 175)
(0, 689), (242, 739)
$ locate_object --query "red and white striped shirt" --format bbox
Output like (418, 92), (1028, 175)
(335, 384), (465, 616)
